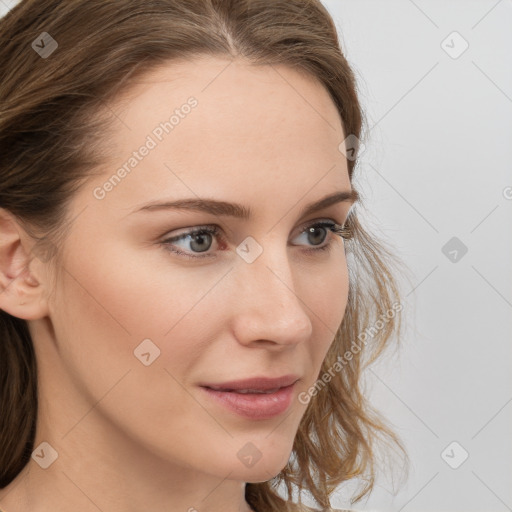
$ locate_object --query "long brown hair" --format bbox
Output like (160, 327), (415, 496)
(0, 1), (408, 510)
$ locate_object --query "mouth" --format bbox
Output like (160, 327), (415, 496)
(200, 374), (299, 392)
(206, 386), (282, 394)
(198, 375), (300, 420)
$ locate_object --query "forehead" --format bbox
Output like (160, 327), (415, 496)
(107, 56), (345, 157)
(83, 57), (351, 217)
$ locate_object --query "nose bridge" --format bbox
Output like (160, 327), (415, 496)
(231, 234), (313, 345)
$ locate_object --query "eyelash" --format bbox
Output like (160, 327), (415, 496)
(160, 219), (353, 260)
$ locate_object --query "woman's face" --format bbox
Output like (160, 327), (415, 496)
(35, 57), (354, 482)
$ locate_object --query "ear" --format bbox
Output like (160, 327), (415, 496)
(0, 208), (50, 320)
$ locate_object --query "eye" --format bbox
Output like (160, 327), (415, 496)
(293, 219), (352, 255)
(161, 225), (221, 259)
(160, 219), (352, 260)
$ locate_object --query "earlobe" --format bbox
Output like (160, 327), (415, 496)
(0, 208), (49, 320)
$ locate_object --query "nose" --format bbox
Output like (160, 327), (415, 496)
(229, 240), (314, 349)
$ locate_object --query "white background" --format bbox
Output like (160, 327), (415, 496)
(319, 1), (512, 511)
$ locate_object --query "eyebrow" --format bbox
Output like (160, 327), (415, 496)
(131, 189), (359, 220)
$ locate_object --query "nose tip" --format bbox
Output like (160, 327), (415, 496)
(230, 258), (313, 348)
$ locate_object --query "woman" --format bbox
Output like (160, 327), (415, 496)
(0, 1), (407, 511)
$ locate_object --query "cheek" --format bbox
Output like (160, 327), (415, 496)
(304, 254), (350, 366)
(49, 242), (226, 384)
(47, 246), (220, 447)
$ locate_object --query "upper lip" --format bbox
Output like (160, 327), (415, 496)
(200, 374), (300, 391)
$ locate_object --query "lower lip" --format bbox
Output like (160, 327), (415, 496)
(200, 383), (296, 420)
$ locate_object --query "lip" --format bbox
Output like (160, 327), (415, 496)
(199, 374), (299, 392)
(199, 375), (300, 420)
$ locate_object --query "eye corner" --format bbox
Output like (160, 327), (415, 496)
(333, 224), (353, 241)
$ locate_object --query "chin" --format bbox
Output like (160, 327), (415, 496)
(223, 443), (294, 483)
(230, 464), (289, 484)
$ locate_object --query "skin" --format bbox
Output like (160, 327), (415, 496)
(0, 56), (355, 512)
